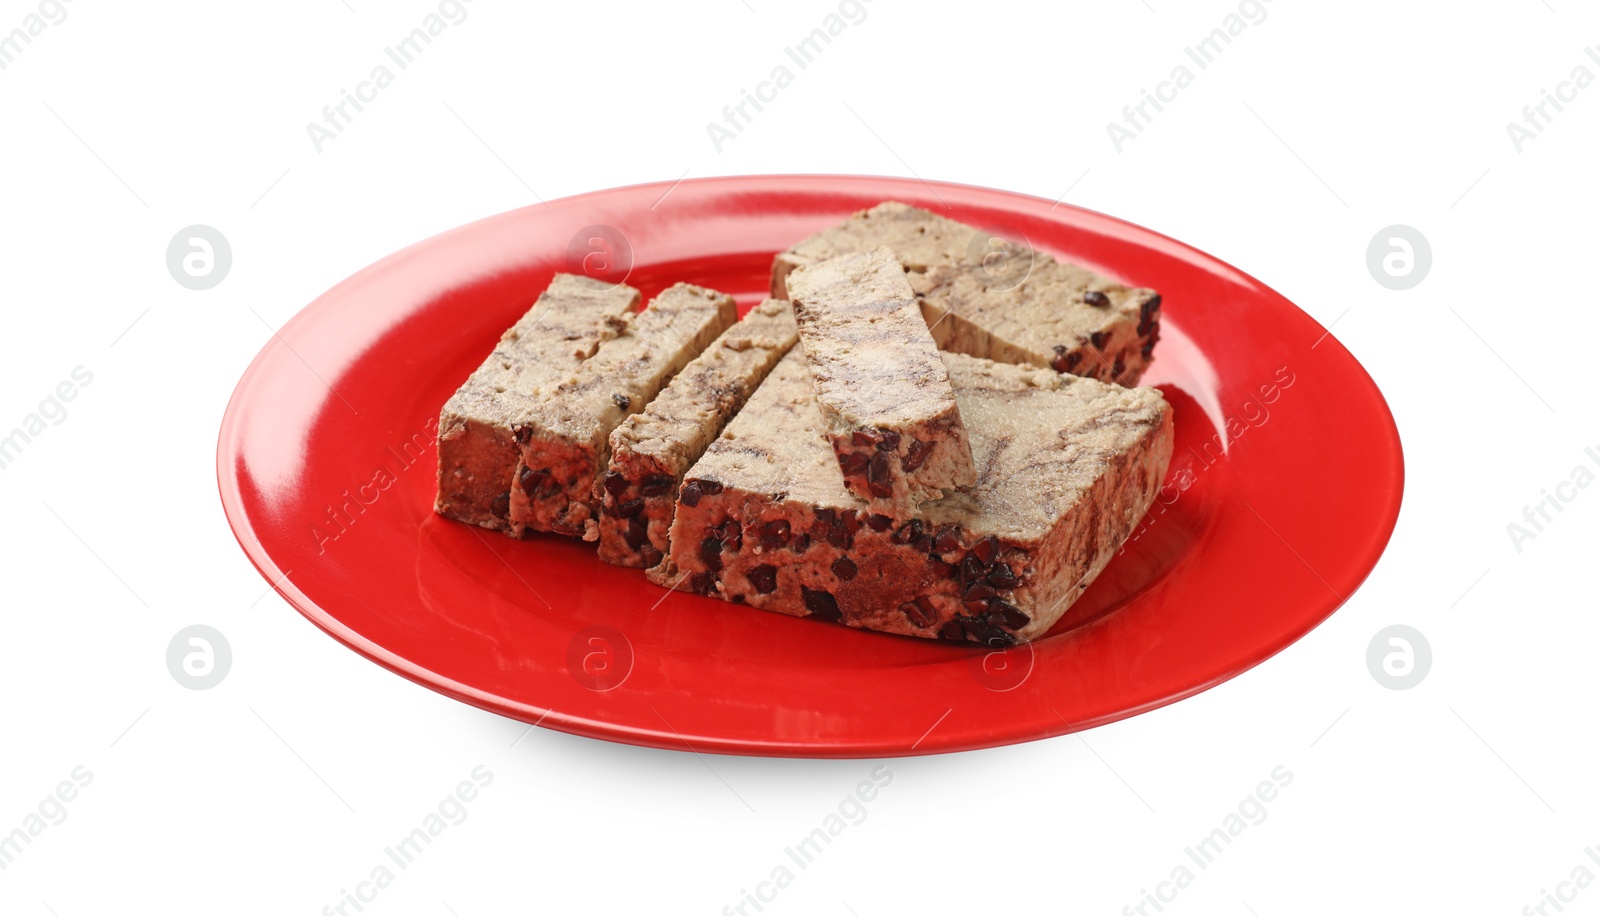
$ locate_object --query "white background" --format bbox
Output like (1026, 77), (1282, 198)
(2, 1), (1597, 914)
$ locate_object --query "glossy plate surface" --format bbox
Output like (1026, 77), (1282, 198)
(217, 175), (1403, 757)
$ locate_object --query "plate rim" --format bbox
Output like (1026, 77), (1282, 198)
(216, 173), (1405, 758)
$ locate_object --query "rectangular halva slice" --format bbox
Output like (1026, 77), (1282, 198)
(597, 298), (799, 570)
(772, 201), (1162, 386)
(507, 283), (737, 539)
(658, 348), (1173, 645)
(435, 273), (640, 531)
(785, 247), (976, 516)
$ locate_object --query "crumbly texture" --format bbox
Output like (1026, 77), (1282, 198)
(435, 273), (640, 531)
(659, 349), (1174, 644)
(785, 247), (976, 516)
(771, 201), (1163, 386)
(597, 299), (799, 570)
(507, 283), (737, 539)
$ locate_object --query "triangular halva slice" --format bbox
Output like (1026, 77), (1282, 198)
(658, 348), (1173, 645)
(436, 273), (640, 532)
(772, 202), (1162, 386)
(785, 246), (977, 517)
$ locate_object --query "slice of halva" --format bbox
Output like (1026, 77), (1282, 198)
(597, 298), (799, 570)
(786, 246), (977, 517)
(435, 273), (639, 531)
(659, 348), (1173, 644)
(507, 283), (736, 539)
(772, 201), (1162, 386)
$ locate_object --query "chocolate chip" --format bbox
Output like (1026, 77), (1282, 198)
(679, 481), (704, 507)
(826, 516), (851, 549)
(699, 480), (724, 496)
(892, 519), (923, 545)
(850, 429), (879, 448)
(1112, 358), (1126, 380)
(958, 555), (986, 586)
(690, 572), (714, 595)
(831, 557), (858, 581)
(1090, 330), (1110, 350)
(1141, 324), (1161, 359)
(933, 527), (962, 554)
(491, 492), (511, 518)
(611, 393), (631, 411)
(791, 533), (812, 552)
(867, 514), (893, 532)
(513, 427), (531, 446)
(928, 558), (955, 578)
(987, 563), (1017, 589)
(937, 620), (967, 642)
(990, 601), (1030, 630)
(1083, 290), (1110, 307)
(959, 616), (1013, 646)
(963, 598), (992, 615)
(639, 473), (674, 496)
(700, 537), (724, 572)
(731, 594), (747, 604)
(715, 518), (743, 551)
(838, 451), (869, 476)
(802, 587), (841, 621)
(970, 535), (1000, 566)
(748, 564), (778, 594)
(904, 596), (938, 629)
(759, 519), (791, 549)
(877, 428), (901, 451)
(639, 545), (663, 568)
(602, 470), (629, 497)
(616, 498), (644, 519)
(624, 516), (649, 548)
(964, 583), (997, 602)
(1051, 348), (1084, 373)
(903, 438), (934, 472)
(810, 509), (836, 541)
(867, 451), (894, 498)
(521, 466), (550, 497)
(1140, 294), (1162, 318)
(912, 531), (935, 554)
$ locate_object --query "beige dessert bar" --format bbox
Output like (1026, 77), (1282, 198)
(772, 202), (1162, 386)
(507, 283), (737, 539)
(659, 349), (1173, 645)
(785, 247), (976, 517)
(435, 274), (640, 531)
(596, 298), (799, 570)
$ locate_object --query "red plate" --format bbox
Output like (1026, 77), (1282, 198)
(217, 175), (1402, 757)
